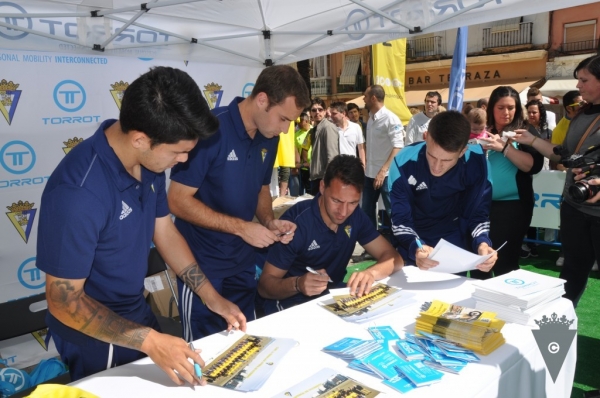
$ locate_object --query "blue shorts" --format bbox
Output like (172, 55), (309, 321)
(178, 265), (256, 341)
(50, 305), (160, 381)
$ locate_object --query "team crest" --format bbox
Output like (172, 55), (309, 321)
(6, 200), (37, 243)
(63, 137), (84, 155)
(0, 79), (22, 126)
(203, 82), (223, 109)
(261, 148), (268, 162)
(110, 81), (129, 110)
(345, 225), (352, 238)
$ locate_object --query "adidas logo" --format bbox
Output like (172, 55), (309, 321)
(308, 240), (320, 251)
(119, 201), (132, 220)
(227, 149), (238, 161)
(408, 175), (417, 186)
(416, 182), (428, 191)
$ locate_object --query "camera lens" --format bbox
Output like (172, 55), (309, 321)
(569, 180), (600, 203)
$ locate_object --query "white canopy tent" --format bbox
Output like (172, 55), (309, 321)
(0, 0), (596, 67)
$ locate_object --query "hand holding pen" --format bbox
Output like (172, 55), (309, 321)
(414, 237), (438, 270)
(298, 266), (331, 296)
(188, 342), (205, 385)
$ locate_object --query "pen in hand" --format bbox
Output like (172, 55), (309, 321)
(276, 231), (292, 237)
(189, 343), (203, 380)
(306, 266), (333, 282)
(415, 238), (426, 253)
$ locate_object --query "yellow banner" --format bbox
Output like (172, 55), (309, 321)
(372, 39), (412, 125)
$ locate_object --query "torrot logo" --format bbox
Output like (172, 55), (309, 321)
(18, 257), (45, 289)
(53, 80), (86, 112)
(242, 83), (254, 98)
(504, 278), (525, 285)
(0, 140), (36, 175)
(0, 78), (22, 125)
(0, 2), (32, 40)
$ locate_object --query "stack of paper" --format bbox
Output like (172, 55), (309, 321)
(203, 334), (296, 392)
(318, 283), (417, 323)
(427, 239), (505, 274)
(415, 300), (506, 355)
(472, 269), (566, 325)
(271, 368), (382, 398)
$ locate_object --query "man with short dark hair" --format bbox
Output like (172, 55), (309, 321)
(476, 97), (488, 110)
(347, 102), (367, 138)
(37, 67), (246, 384)
(168, 65), (311, 340)
(389, 111), (497, 273)
(308, 97), (340, 194)
(329, 101), (365, 167)
(405, 91), (442, 145)
(552, 90), (583, 148)
(258, 155), (404, 313)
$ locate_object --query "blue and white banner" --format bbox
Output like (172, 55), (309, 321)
(0, 49), (262, 304)
(447, 26), (468, 112)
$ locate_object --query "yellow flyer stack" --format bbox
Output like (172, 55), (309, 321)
(415, 300), (506, 355)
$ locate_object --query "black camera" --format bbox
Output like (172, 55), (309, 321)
(555, 145), (600, 203)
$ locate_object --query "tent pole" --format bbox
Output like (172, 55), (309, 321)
(95, 0), (203, 17)
(100, 9), (149, 49)
(0, 21), (86, 48)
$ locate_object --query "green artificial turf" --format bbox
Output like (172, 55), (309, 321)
(345, 245), (600, 397)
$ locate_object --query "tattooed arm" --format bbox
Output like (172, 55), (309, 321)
(45, 274), (203, 386)
(153, 215), (247, 332)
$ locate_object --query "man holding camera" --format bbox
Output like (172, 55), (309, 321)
(513, 54), (600, 307)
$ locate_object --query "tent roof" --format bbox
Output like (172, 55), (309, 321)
(0, 0), (596, 66)
(539, 77), (579, 98)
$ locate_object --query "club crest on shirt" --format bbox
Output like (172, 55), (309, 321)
(63, 137), (84, 155)
(6, 200), (37, 243)
(345, 225), (352, 238)
(261, 148), (268, 162)
(203, 82), (223, 110)
(0, 79), (22, 126)
(110, 81), (129, 110)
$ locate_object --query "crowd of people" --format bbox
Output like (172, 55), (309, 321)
(35, 55), (600, 386)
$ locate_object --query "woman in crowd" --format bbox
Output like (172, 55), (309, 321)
(514, 55), (600, 306)
(470, 86), (544, 280)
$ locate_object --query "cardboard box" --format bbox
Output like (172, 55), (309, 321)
(145, 269), (179, 318)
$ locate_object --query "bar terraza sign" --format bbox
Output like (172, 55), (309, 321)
(408, 69), (501, 86)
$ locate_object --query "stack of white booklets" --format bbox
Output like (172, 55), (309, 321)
(472, 269), (565, 325)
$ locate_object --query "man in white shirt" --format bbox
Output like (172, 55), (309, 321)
(405, 91), (442, 145)
(362, 84), (405, 231)
(329, 101), (366, 167)
(527, 87), (556, 130)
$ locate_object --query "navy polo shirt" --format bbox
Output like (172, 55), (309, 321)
(265, 194), (379, 309)
(171, 97), (279, 279)
(37, 119), (169, 344)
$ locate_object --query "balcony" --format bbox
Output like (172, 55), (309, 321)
(406, 36), (443, 59)
(336, 75), (368, 94)
(310, 77), (331, 96)
(559, 39), (599, 54)
(483, 22), (532, 49)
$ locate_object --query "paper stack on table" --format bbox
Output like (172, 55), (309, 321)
(203, 334), (297, 392)
(318, 283), (417, 323)
(271, 368), (382, 398)
(415, 300), (506, 355)
(472, 269), (566, 325)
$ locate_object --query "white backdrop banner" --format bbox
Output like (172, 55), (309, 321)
(0, 48), (262, 303)
(531, 170), (566, 230)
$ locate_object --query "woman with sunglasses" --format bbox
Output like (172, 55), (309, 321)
(514, 55), (600, 307)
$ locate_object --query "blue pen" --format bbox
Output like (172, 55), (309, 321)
(189, 343), (203, 379)
(415, 238), (425, 252)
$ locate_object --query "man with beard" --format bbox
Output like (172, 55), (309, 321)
(405, 91), (442, 145)
(257, 155), (404, 314)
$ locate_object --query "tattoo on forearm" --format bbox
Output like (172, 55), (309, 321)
(48, 279), (150, 350)
(180, 263), (208, 292)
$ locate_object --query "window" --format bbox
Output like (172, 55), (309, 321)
(339, 54), (362, 85)
(490, 17), (522, 33)
(564, 20), (596, 44)
(310, 55), (329, 78)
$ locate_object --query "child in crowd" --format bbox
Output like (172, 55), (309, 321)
(467, 108), (489, 146)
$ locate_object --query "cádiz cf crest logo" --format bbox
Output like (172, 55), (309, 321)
(6, 200), (37, 243)
(203, 82), (223, 110)
(110, 81), (129, 110)
(345, 225), (352, 238)
(261, 148), (267, 163)
(63, 137), (84, 155)
(0, 79), (22, 126)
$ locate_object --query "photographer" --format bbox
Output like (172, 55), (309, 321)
(514, 54), (600, 307)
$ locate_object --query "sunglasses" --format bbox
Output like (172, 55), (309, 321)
(567, 101), (584, 108)
(311, 107), (324, 112)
